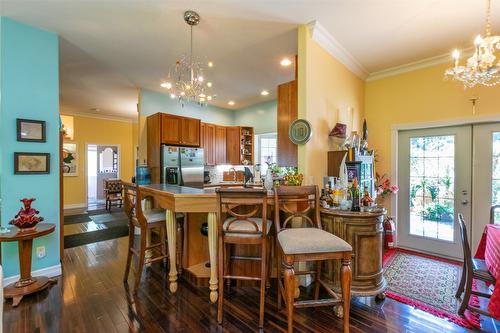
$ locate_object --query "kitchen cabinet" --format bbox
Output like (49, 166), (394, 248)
(201, 122), (216, 166)
(215, 125), (227, 165)
(160, 113), (200, 147)
(226, 126), (240, 165)
(277, 80), (297, 167)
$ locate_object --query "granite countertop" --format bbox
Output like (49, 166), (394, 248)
(140, 183), (270, 197)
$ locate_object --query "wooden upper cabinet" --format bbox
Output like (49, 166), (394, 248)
(200, 122), (206, 148)
(277, 80), (298, 167)
(205, 123), (216, 166)
(161, 114), (182, 145)
(181, 117), (201, 146)
(226, 126), (240, 165)
(215, 125), (227, 165)
(160, 113), (200, 147)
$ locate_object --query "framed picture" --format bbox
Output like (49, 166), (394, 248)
(14, 152), (50, 174)
(17, 119), (46, 142)
(62, 143), (78, 176)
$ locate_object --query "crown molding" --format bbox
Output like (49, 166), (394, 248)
(306, 21), (368, 80)
(60, 111), (137, 124)
(367, 47), (475, 82)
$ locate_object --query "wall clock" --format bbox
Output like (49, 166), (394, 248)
(289, 119), (312, 145)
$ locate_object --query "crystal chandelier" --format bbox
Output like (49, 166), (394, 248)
(445, 0), (500, 88)
(161, 10), (215, 105)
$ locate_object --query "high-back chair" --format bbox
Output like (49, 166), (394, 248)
(274, 185), (353, 333)
(104, 179), (123, 211)
(122, 182), (168, 292)
(456, 214), (496, 317)
(216, 187), (271, 329)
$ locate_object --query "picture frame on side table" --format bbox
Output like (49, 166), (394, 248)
(17, 119), (46, 142)
(14, 152), (50, 174)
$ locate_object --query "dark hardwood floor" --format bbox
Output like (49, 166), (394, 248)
(4, 236), (498, 333)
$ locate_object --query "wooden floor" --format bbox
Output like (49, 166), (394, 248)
(4, 236), (498, 333)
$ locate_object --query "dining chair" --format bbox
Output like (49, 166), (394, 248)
(104, 179), (123, 211)
(456, 213), (496, 317)
(216, 187), (271, 329)
(122, 181), (169, 292)
(274, 185), (353, 333)
(490, 205), (500, 224)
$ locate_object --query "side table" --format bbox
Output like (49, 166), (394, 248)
(0, 223), (57, 306)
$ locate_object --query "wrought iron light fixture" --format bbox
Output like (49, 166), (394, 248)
(161, 10), (215, 105)
(445, 0), (500, 88)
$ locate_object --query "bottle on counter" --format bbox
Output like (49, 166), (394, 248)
(350, 177), (361, 212)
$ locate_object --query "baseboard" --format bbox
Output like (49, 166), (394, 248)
(3, 264), (62, 285)
(64, 203), (87, 210)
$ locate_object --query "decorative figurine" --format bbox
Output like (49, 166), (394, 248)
(9, 198), (44, 231)
(362, 186), (373, 207)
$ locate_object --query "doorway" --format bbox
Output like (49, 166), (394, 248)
(397, 123), (500, 259)
(86, 144), (120, 207)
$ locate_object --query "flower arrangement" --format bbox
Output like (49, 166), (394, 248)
(375, 173), (399, 198)
(283, 170), (304, 186)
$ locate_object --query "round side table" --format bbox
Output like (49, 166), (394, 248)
(0, 223), (57, 307)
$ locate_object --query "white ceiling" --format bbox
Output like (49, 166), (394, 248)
(1, 1), (498, 120)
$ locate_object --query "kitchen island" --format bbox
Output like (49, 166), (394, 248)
(139, 184), (269, 303)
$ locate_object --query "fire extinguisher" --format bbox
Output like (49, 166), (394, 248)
(384, 217), (395, 249)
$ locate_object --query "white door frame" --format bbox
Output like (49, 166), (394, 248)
(390, 114), (500, 255)
(84, 143), (121, 206)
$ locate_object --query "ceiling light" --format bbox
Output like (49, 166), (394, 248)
(228, 101), (235, 106)
(445, 0), (500, 87)
(207, 82), (212, 87)
(261, 90), (269, 96)
(208, 61), (213, 67)
(161, 10), (214, 105)
(280, 58), (292, 66)
(207, 96), (212, 101)
(161, 82), (172, 89)
(170, 94), (176, 99)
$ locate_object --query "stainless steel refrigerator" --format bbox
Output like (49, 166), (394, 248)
(161, 146), (204, 188)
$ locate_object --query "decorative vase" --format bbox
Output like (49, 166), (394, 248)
(9, 198), (44, 231)
(264, 172), (274, 190)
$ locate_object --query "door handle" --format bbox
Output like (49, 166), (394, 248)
(461, 199), (469, 205)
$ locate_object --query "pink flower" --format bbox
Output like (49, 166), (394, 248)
(376, 187), (383, 195)
(390, 185), (399, 193)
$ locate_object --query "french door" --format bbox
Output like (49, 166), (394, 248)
(397, 125), (472, 259)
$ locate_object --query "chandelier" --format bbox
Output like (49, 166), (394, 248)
(445, 0), (500, 88)
(161, 10), (215, 105)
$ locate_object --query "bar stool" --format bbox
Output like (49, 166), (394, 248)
(122, 182), (168, 293)
(274, 185), (353, 333)
(216, 188), (272, 329)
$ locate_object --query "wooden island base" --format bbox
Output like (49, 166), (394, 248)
(4, 276), (58, 307)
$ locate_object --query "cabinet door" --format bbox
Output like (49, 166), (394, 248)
(226, 126), (240, 165)
(205, 123), (216, 166)
(200, 122), (206, 149)
(277, 80), (298, 167)
(161, 114), (182, 145)
(215, 126), (227, 165)
(181, 117), (200, 146)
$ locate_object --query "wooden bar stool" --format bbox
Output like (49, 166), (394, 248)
(122, 182), (169, 293)
(216, 188), (272, 329)
(274, 185), (353, 333)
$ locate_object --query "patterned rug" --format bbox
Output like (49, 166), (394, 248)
(383, 248), (480, 329)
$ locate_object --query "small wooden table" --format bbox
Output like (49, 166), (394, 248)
(0, 223), (57, 306)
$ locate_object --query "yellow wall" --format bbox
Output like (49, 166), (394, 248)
(365, 62), (500, 212)
(297, 25), (365, 183)
(62, 114), (138, 206)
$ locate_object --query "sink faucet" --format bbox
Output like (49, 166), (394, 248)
(228, 168), (237, 182)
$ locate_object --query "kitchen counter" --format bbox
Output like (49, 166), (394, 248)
(203, 181), (264, 188)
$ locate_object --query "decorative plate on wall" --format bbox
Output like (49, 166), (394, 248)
(289, 119), (312, 145)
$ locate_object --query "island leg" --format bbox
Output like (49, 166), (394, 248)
(207, 212), (218, 303)
(165, 209), (178, 293)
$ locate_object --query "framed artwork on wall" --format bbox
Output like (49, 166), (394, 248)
(17, 119), (46, 142)
(14, 152), (50, 174)
(62, 143), (78, 176)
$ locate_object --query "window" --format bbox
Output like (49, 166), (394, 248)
(493, 132), (500, 223)
(256, 133), (277, 175)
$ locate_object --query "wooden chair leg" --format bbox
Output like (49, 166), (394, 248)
(341, 258), (352, 333)
(259, 240), (267, 329)
(217, 236), (225, 325)
(458, 269), (472, 315)
(314, 261), (321, 300)
(266, 238), (272, 291)
(225, 243), (232, 291)
(134, 230), (147, 293)
(455, 263), (466, 298)
(277, 245), (282, 311)
(123, 224), (135, 282)
(160, 225), (167, 265)
(283, 257), (295, 333)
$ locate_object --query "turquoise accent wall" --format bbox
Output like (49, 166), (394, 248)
(0, 18), (60, 278)
(233, 100), (277, 134)
(140, 88), (235, 125)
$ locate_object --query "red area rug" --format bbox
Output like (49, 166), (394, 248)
(383, 248), (480, 329)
